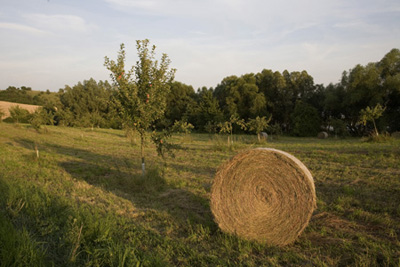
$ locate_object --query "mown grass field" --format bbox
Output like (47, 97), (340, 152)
(0, 123), (399, 266)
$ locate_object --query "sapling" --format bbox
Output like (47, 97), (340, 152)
(247, 115), (272, 142)
(105, 40), (175, 176)
(359, 103), (385, 136)
(218, 114), (246, 145)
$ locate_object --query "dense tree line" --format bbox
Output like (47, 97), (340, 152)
(181, 48), (400, 136)
(1, 48), (399, 136)
(56, 79), (119, 128)
(0, 86), (58, 106)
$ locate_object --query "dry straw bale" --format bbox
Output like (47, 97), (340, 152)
(317, 131), (329, 139)
(211, 148), (316, 246)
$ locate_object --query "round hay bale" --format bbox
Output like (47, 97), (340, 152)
(211, 148), (316, 246)
(261, 132), (268, 139)
(317, 131), (328, 139)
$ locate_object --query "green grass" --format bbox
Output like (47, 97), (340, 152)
(0, 123), (399, 266)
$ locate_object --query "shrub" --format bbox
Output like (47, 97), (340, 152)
(9, 105), (31, 123)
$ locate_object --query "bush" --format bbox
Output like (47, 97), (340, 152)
(30, 107), (54, 131)
(9, 105), (31, 123)
(291, 101), (321, 137)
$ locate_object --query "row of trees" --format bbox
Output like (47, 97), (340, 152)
(162, 48), (400, 137)
(0, 86), (56, 105)
(1, 48), (399, 138)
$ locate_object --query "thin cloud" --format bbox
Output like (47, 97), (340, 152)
(23, 13), (96, 34)
(0, 0), (399, 90)
(0, 22), (47, 35)
(104, 0), (158, 9)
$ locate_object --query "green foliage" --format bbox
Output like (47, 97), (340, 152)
(323, 83), (347, 120)
(54, 109), (74, 127)
(204, 121), (218, 134)
(0, 86), (34, 104)
(214, 74), (266, 119)
(1, 48), (399, 137)
(30, 107), (54, 131)
(333, 49), (400, 133)
(150, 120), (193, 158)
(150, 130), (181, 159)
(359, 103), (386, 136)
(105, 40), (175, 174)
(218, 114), (246, 145)
(105, 41), (175, 133)
(9, 105), (31, 123)
(189, 87), (224, 131)
(292, 100), (321, 137)
(0, 86), (59, 106)
(58, 78), (114, 128)
(165, 81), (196, 126)
(268, 122), (283, 138)
(329, 118), (348, 138)
(171, 120), (194, 134)
(247, 115), (272, 142)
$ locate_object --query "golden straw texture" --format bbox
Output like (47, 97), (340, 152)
(211, 148), (316, 246)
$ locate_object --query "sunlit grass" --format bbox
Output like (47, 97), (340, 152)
(0, 123), (399, 266)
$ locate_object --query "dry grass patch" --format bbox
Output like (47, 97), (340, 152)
(0, 101), (41, 119)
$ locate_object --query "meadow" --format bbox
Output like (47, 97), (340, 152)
(0, 123), (399, 266)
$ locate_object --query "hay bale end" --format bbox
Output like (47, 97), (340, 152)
(211, 148), (316, 246)
(317, 131), (328, 139)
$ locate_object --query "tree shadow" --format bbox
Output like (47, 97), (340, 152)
(13, 138), (217, 232)
(167, 162), (217, 178)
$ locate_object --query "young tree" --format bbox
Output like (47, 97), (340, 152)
(247, 115), (272, 142)
(30, 107), (54, 131)
(218, 113), (246, 145)
(104, 40), (175, 175)
(171, 120), (194, 134)
(9, 105), (31, 124)
(359, 103), (386, 136)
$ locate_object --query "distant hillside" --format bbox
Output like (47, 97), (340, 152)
(0, 86), (58, 105)
(0, 100), (41, 119)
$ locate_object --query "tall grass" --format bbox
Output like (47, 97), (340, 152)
(0, 123), (399, 266)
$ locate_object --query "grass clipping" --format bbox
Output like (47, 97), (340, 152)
(211, 148), (316, 246)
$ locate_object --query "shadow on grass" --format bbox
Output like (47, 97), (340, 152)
(168, 162), (217, 178)
(14, 138), (217, 231)
(0, 160), (177, 266)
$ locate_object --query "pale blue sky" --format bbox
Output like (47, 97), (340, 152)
(1, 0), (399, 91)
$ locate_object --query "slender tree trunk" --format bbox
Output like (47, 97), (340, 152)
(141, 134), (145, 176)
(372, 119), (379, 136)
(257, 133), (261, 143)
